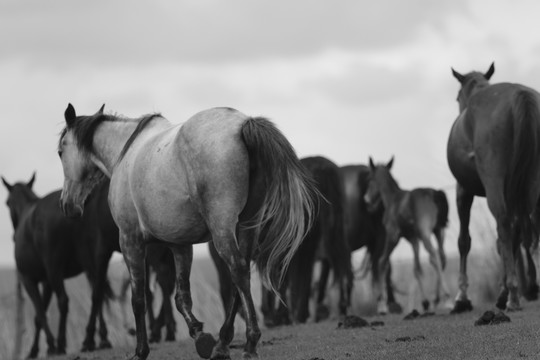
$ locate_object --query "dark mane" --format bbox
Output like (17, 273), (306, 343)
(59, 113), (162, 160)
(117, 113), (162, 162)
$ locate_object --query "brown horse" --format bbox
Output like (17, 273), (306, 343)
(339, 164), (402, 314)
(57, 104), (317, 360)
(448, 62), (540, 312)
(2, 175), (119, 358)
(258, 156), (352, 325)
(364, 157), (450, 314)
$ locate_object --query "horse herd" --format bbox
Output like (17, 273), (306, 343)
(3, 62), (540, 360)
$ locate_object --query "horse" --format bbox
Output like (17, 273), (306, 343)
(339, 164), (403, 314)
(2, 174), (119, 358)
(363, 157), (450, 314)
(57, 104), (317, 360)
(257, 156), (352, 326)
(448, 62), (540, 312)
(117, 244), (177, 343)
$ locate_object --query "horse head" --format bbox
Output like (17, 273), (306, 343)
(1, 173), (38, 230)
(364, 156), (394, 212)
(451, 62), (495, 112)
(58, 103), (107, 217)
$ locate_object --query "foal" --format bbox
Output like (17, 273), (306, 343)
(364, 157), (450, 314)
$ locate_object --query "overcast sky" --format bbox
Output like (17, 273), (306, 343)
(1, 0), (540, 266)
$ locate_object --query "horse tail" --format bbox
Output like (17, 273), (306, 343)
(505, 90), (540, 232)
(433, 189), (449, 229)
(241, 117), (318, 293)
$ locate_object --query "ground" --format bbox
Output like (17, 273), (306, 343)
(45, 300), (540, 360)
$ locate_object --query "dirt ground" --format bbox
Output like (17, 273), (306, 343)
(45, 298), (540, 360)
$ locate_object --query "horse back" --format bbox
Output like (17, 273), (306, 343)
(116, 108), (249, 243)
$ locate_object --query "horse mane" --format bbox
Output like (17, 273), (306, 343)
(59, 112), (161, 159)
(117, 113), (162, 162)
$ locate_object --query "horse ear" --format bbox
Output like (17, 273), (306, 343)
(369, 157), (375, 170)
(484, 62), (495, 80)
(27, 172), (36, 189)
(1, 177), (12, 192)
(65, 103), (76, 126)
(97, 104), (105, 114)
(386, 156), (394, 170)
(451, 68), (465, 84)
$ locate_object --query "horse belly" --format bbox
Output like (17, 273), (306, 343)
(138, 193), (208, 244)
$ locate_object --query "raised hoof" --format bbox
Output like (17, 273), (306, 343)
(196, 333), (217, 359)
(450, 299), (473, 314)
(99, 339), (113, 349)
(388, 301), (403, 314)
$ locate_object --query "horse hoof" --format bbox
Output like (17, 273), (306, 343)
(99, 340), (113, 349)
(315, 304), (330, 322)
(388, 302), (403, 314)
(450, 299), (473, 314)
(242, 352), (259, 359)
(524, 284), (539, 301)
(27, 348), (39, 359)
(81, 342), (95, 352)
(422, 300), (430, 312)
(196, 332), (217, 359)
(165, 333), (176, 342)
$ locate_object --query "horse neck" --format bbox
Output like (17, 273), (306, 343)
(377, 173), (404, 208)
(91, 120), (140, 175)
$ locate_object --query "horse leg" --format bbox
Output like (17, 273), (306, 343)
(434, 228), (447, 270)
(49, 278), (69, 355)
(160, 270), (177, 342)
(410, 239), (429, 311)
(524, 245), (539, 300)
(377, 231), (399, 315)
(121, 233), (149, 360)
(23, 278), (55, 358)
(83, 252), (112, 351)
(452, 185), (474, 313)
(315, 259), (331, 322)
(209, 240), (236, 318)
(212, 227), (261, 359)
(496, 218), (521, 311)
(145, 262), (159, 343)
(421, 231), (450, 309)
(169, 244), (216, 359)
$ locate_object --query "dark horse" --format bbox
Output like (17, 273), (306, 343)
(2, 174), (119, 358)
(118, 244), (177, 343)
(57, 104), (316, 360)
(339, 164), (402, 314)
(256, 156), (352, 325)
(448, 63), (540, 312)
(364, 157), (450, 314)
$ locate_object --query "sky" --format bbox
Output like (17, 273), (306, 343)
(1, 0), (540, 267)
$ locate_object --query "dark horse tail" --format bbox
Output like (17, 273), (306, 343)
(433, 190), (449, 229)
(241, 117), (318, 293)
(505, 90), (540, 237)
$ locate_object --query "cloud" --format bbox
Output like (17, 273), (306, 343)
(0, 0), (466, 67)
